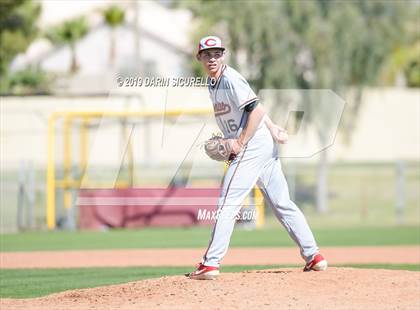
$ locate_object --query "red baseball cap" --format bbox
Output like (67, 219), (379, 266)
(197, 36), (225, 55)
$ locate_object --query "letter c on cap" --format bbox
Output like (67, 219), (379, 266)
(204, 38), (217, 47)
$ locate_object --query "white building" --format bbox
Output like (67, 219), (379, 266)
(11, 1), (194, 94)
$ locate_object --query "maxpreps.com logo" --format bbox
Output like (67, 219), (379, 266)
(197, 208), (258, 221)
(213, 101), (231, 116)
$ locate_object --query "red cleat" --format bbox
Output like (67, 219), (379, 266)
(185, 263), (220, 280)
(303, 253), (328, 272)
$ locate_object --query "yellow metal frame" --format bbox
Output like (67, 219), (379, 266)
(46, 109), (265, 230)
(254, 187), (264, 227)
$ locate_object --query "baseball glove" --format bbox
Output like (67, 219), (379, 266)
(204, 135), (235, 162)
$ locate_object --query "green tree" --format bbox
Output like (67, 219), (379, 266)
(103, 5), (125, 66)
(46, 17), (89, 73)
(380, 42), (420, 87)
(0, 0), (41, 77)
(177, 0), (417, 213)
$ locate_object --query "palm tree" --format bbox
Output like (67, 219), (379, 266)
(47, 17), (89, 73)
(103, 6), (125, 67)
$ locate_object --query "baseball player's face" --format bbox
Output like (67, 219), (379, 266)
(198, 49), (225, 77)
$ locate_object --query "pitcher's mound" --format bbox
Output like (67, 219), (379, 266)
(1, 267), (419, 309)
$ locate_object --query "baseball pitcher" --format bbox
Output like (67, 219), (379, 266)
(186, 36), (327, 280)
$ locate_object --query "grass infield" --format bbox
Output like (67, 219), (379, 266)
(0, 264), (418, 299)
(1, 226), (419, 252)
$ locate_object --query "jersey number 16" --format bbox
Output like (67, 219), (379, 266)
(223, 119), (238, 133)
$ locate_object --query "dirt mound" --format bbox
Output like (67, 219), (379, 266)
(1, 268), (419, 309)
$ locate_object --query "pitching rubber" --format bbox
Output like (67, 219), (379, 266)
(312, 259), (328, 271)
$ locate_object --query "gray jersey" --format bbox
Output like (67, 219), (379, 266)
(208, 65), (259, 138)
(201, 65), (320, 269)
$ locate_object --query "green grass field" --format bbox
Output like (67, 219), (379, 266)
(1, 264), (418, 298)
(1, 161), (419, 300)
(0, 225), (419, 252)
(0, 225), (418, 299)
